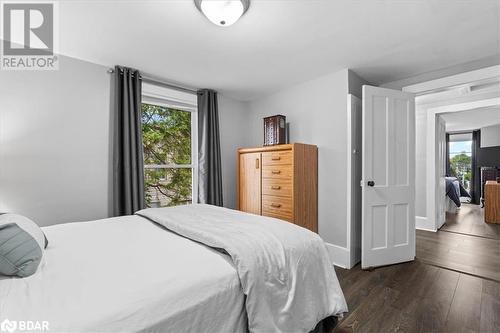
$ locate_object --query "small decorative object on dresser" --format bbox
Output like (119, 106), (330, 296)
(263, 115), (286, 146)
(237, 143), (318, 232)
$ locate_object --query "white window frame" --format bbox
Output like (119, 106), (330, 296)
(142, 83), (198, 205)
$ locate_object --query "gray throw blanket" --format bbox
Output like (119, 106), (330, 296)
(136, 204), (347, 333)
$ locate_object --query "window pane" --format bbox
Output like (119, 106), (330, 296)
(449, 141), (472, 154)
(145, 168), (192, 207)
(448, 140), (472, 191)
(142, 103), (191, 165)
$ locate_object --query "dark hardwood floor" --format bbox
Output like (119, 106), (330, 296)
(416, 203), (500, 282)
(332, 260), (500, 333)
(331, 204), (500, 332)
(416, 229), (500, 282)
(441, 204), (500, 240)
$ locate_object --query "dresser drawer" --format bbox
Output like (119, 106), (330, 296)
(262, 195), (293, 221)
(262, 179), (292, 197)
(262, 150), (292, 166)
(262, 164), (293, 179)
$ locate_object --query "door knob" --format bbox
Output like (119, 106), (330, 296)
(367, 181), (375, 187)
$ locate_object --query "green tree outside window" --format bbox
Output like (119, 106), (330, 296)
(449, 153), (472, 189)
(142, 103), (193, 207)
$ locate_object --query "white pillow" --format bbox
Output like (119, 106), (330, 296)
(0, 214), (48, 277)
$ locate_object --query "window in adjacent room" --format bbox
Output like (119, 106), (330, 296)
(141, 83), (198, 207)
(448, 132), (473, 191)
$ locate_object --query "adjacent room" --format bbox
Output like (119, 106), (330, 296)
(0, 1), (499, 332)
(409, 76), (500, 283)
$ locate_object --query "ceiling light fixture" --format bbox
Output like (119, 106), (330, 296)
(194, 0), (250, 27)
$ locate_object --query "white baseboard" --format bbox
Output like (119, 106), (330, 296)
(416, 216), (437, 232)
(324, 243), (350, 268)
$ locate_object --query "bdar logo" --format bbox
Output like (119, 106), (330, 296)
(0, 319), (17, 333)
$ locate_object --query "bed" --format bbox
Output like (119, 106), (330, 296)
(445, 176), (471, 213)
(0, 204), (347, 333)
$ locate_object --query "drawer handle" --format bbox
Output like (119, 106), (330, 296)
(271, 170), (281, 174)
(271, 186), (281, 190)
(271, 156), (281, 161)
(271, 203), (282, 208)
(255, 158), (260, 169)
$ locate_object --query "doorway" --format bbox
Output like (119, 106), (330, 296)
(405, 66), (500, 282)
(404, 65), (500, 231)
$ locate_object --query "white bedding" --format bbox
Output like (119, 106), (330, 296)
(0, 215), (247, 333)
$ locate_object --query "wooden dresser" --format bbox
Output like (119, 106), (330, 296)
(485, 181), (500, 224)
(237, 143), (318, 232)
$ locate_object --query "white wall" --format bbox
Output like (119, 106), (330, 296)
(218, 95), (250, 209)
(246, 69), (350, 251)
(481, 124), (500, 148)
(415, 105), (428, 218)
(0, 56), (112, 226)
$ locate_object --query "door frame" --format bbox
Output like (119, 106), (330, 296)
(346, 94), (362, 268)
(403, 65), (500, 231)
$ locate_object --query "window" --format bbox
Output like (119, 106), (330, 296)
(141, 83), (197, 208)
(448, 133), (472, 191)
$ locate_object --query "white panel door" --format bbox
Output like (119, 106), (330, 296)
(362, 85), (415, 269)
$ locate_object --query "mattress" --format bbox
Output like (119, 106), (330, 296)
(0, 215), (247, 333)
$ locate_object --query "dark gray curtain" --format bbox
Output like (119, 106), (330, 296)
(197, 89), (223, 206)
(112, 66), (145, 216)
(471, 130), (480, 204)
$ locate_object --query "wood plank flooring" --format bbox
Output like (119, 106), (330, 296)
(441, 204), (500, 240)
(329, 202), (500, 333)
(416, 229), (500, 282)
(332, 260), (500, 333)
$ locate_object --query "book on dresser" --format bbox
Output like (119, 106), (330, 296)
(237, 143), (318, 232)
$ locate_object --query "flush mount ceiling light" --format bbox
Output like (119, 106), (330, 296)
(194, 0), (250, 27)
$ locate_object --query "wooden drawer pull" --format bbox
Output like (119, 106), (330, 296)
(271, 203), (282, 208)
(271, 156), (281, 161)
(271, 170), (281, 174)
(271, 186), (281, 190)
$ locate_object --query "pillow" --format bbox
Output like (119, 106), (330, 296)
(0, 214), (48, 277)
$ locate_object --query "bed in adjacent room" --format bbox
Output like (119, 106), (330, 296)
(445, 176), (471, 213)
(0, 204), (347, 333)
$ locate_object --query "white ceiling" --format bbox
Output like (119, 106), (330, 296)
(57, 0), (500, 100)
(442, 107), (500, 132)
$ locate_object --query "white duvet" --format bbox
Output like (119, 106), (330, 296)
(137, 204), (348, 333)
(0, 215), (247, 333)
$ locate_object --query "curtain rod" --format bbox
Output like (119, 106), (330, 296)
(107, 68), (198, 94)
